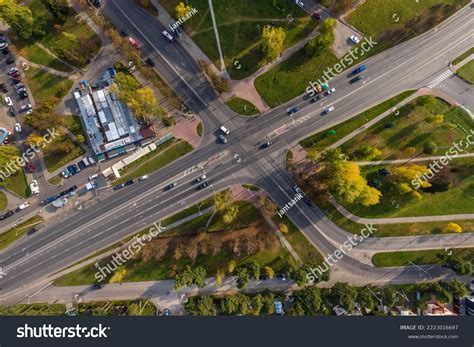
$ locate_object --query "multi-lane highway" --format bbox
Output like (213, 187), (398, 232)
(0, 0), (472, 302)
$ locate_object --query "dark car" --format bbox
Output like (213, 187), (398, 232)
(260, 141), (272, 149)
(77, 160), (86, 170)
(0, 210), (14, 220)
(92, 283), (103, 290)
(0, 82), (7, 92)
(5, 55), (15, 64)
(12, 78), (22, 85)
(312, 12), (321, 20)
(145, 57), (155, 67)
(164, 182), (177, 191)
(287, 106), (299, 116)
(113, 183), (125, 191)
(2, 47), (9, 55)
(302, 196), (312, 206)
(349, 75), (363, 84)
(124, 179), (135, 186)
(91, 0), (101, 7)
(310, 94), (321, 103)
(120, 28), (130, 37)
(27, 227), (39, 235)
(259, 275), (269, 280)
(197, 182), (209, 190)
(276, 273), (287, 281)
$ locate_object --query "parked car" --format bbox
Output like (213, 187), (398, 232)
(92, 283), (103, 290)
(19, 91), (28, 99)
(27, 227), (39, 236)
(195, 174), (207, 183)
(310, 94), (322, 103)
(8, 66), (18, 74)
(16, 87), (26, 94)
(87, 156), (96, 164)
(14, 83), (24, 90)
(25, 162), (36, 174)
(4, 96), (13, 107)
(276, 273), (287, 281)
(20, 104), (32, 112)
(5, 55), (15, 64)
(77, 160), (86, 170)
(120, 28), (130, 37)
(295, 0), (304, 8)
(0, 82), (7, 92)
(138, 175), (148, 181)
(15, 202), (30, 212)
(14, 123), (21, 133)
(164, 182), (177, 191)
(29, 180), (40, 195)
(312, 12), (321, 20)
(287, 106), (299, 116)
(2, 47), (9, 55)
(350, 35), (360, 44)
(145, 57), (155, 67)
(259, 275), (269, 280)
(124, 179), (135, 186)
(113, 183), (125, 191)
(324, 106), (335, 114)
(12, 78), (21, 85)
(197, 182), (209, 190)
(325, 87), (336, 95)
(128, 37), (140, 49)
(88, 173), (99, 181)
(0, 35), (8, 50)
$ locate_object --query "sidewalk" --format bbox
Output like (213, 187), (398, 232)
(355, 152), (474, 166)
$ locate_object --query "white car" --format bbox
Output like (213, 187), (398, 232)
(4, 96), (13, 107)
(17, 202), (30, 210)
(20, 103), (32, 112)
(139, 175), (149, 181)
(326, 87), (336, 95)
(295, 0), (304, 8)
(350, 35), (360, 44)
(325, 106), (335, 114)
(162, 30), (175, 42)
(88, 173), (99, 181)
(220, 125), (230, 135)
(14, 123), (22, 133)
(8, 66), (18, 74)
(30, 180), (40, 195)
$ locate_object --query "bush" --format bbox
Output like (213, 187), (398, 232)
(423, 141), (438, 154)
(442, 223), (462, 233)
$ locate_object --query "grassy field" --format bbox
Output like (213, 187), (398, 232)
(43, 135), (85, 172)
(372, 248), (474, 267)
(273, 214), (323, 263)
(13, 0), (101, 68)
(160, 0), (317, 80)
(0, 216), (44, 251)
(341, 96), (473, 159)
(55, 201), (294, 286)
(114, 141), (193, 185)
(300, 90), (416, 150)
(47, 175), (62, 185)
(0, 171), (29, 198)
(197, 122), (203, 136)
(19, 44), (73, 72)
(456, 60), (474, 84)
(452, 47), (474, 65)
(347, 0), (469, 52)
(65, 115), (87, 143)
(342, 157), (474, 218)
(226, 97), (260, 116)
(24, 67), (74, 106)
(77, 300), (156, 316)
(0, 303), (66, 316)
(0, 192), (7, 211)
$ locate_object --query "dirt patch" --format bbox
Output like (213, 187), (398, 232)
(140, 222), (281, 263)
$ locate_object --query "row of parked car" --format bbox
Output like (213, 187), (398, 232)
(61, 156), (96, 178)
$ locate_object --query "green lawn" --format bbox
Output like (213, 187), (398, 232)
(456, 60), (474, 84)
(273, 214), (323, 263)
(19, 44), (73, 72)
(197, 122), (203, 136)
(0, 303), (66, 316)
(342, 158), (474, 218)
(300, 90), (416, 150)
(55, 201), (293, 286)
(0, 170), (29, 198)
(226, 97), (260, 116)
(452, 47), (474, 65)
(65, 115), (87, 143)
(372, 248), (474, 267)
(78, 300), (156, 316)
(0, 216), (44, 251)
(347, 0), (469, 52)
(24, 66), (74, 106)
(341, 96), (473, 159)
(47, 176), (62, 185)
(43, 135), (85, 172)
(160, 0), (317, 79)
(114, 141), (193, 185)
(0, 192), (7, 211)
(13, 0), (101, 68)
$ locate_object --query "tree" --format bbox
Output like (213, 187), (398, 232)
(0, 145), (20, 171)
(304, 18), (336, 56)
(278, 223), (289, 234)
(223, 205), (239, 224)
(264, 266), (275, 279)
(251, 294), (264, 315)
(444, 256), (472, 276)
(214, 190), (231, 211)
(442, 279), (468, 299)
(261, 25), (286, 62)
(109, 266), (127, 283)
(174, 265), (207, 289)
(0, 0), (35, 39)
(306, 148), (319, 163)
(329, 282), (357, 313)
(356, 287), (377, 312)
(247, 261), (260, 280)
(24, 110), (66, 134)
(175, 2), (192, 18)
(193, 266), (207, 288)
(228, 259), (236, 273)
(215, 269), (224, 288)
(42, 0), (69, 21)
(185, 295), (215, 316)
(295, 286), (322, 315)
(391, 164), (431, 196)
(442, 223), (462, 233)
(405, 147), (417, 156)
(236, 267), (250, 289)
(351, 144), (382, 161)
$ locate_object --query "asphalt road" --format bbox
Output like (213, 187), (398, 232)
(0, 1), (472, 302)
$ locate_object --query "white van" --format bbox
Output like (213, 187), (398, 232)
(220, 125), (230, 135)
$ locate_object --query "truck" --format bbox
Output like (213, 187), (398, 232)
(306, 82), (329, 97)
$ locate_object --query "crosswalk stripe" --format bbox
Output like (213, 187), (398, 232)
(426, 70), (454, 88)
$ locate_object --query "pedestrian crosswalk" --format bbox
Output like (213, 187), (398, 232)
(426, 69), (454, 88)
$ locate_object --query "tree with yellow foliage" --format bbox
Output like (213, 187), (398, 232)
(261, 25), (286, 62)
(442, 223), (462, 233)
(175, 2), (192, 18)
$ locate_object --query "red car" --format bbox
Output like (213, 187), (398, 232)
(128, 37), (140, 49)
(24, 162), (36, 173)
(312, 12), (321, 20)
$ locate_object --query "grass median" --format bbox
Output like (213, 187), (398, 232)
(0, 216), (44, 251)
(372, 248), (474, 267)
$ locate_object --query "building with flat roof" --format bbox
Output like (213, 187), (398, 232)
(74, 68), (150, 160)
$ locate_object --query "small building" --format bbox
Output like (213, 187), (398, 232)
(423, 300), (456, 316)
(74, 68), (148, 160)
